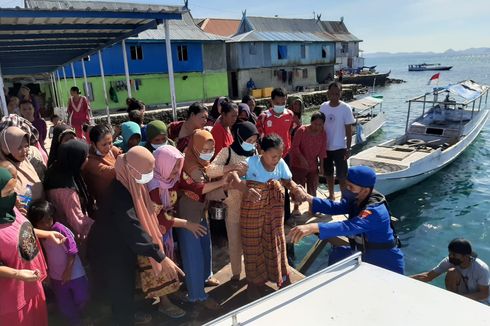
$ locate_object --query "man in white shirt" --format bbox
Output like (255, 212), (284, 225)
(412, 238), (490, 304)
(319, 82), (356, 199)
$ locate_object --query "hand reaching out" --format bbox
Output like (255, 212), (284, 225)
(160, 257), (185, 282)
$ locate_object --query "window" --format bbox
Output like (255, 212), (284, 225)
(322, 46), (328, 58)
(177, 45), (188, 62)
(130, 45), (143, 60)
(341, 43), (348, 54)
(83, 56), (91, 62)
(301, 44), (306, 59)
(278, 45), (287, 60)
(249, 43), (257, 55)
(302, 68), (308, 79)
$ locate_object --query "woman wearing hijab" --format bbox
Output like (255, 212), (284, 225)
(207, 122), (259, 280)
(178, 130), (228, 309)
(82, 124), (122, 204)
(44, 140), (95, 239)
(88, 146), (183, 326)
(0, 167), (65, 326)
(19, 101), (47, 151)
(114, 121), (142, 153)
(147, 145), (207, 318)
(47, 124), (76, 168)
(0, 126), (44, 208)
(144, 120), (175, 153)
(237, 103), (257, 125)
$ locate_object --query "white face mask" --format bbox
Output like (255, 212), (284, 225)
(199, 152), (214, 161)
(135, 171), (154, 185)
(151, 142), (167, 150)
(273, 105), (285, 114)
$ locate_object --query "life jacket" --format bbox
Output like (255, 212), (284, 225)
(348, 190), (402, 252)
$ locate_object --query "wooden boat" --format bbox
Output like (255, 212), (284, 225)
(205, 253), (490, 325)
(341, 70), (391, 86)
(349, 80), (489, 195)
(409, 63), (453, 71)
(350, 96), (385, 148)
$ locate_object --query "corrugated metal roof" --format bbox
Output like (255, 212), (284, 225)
(198, 18), (240, 38)
(134, 11), (226, 42)
(0, 0), (184, 75)
(320, 21), (362, 42)
(229, 16), (335, 43)
(26, 0), (181, 13)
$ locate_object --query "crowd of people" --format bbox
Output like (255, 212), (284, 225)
(0, 82), (488, 326)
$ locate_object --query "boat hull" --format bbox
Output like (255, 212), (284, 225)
(370, 109), (489, 195)
(351, 110), (385, 148)
(408, 66), (453, 71)
(342, 72), (390, 86)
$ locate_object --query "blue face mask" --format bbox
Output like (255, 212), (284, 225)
(341, 188), (359, 204)
(241, 141), (255, 152)
(199, 152), (214, 161)
(273, 105), (285, 114)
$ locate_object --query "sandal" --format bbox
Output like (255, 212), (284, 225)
(158, 302), (186, 319)
(205, 277), (220, 287)
(201, 298), (221, 311)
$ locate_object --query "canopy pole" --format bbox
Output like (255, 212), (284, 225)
(49, 73), (58, 108)
(56, 70), (66, 109)
(81, 58), (89, 99)
(62, 66), (69, 103)
(0, 64), (8, 117)
(121, 40), (132, 99)
(164, 19), (177, 121)
(98, 50), (111, 125)
(70, 63), (77, 86)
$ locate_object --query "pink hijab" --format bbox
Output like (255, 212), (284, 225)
(148, 145), (184, 210)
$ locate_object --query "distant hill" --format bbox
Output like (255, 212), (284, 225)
(365, 47), (490, 57)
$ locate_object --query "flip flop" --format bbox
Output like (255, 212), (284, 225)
(158, 303), (186, 319)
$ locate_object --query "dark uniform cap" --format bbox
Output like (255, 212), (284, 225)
(347, 166), (376, 188)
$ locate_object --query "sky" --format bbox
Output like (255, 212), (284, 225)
(1, 0), (489, 53)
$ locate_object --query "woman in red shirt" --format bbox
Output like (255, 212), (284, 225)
(210, 102), (238, 159)
(290, 112), (327, 216)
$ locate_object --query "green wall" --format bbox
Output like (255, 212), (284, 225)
(54, 72), (228, 111)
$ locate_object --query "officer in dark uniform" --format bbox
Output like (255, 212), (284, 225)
(288, 165), (405, 274)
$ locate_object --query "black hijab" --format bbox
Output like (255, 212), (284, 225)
(231, 121), (259, 157)
(47, 124), (76, 167)
(44, 140), (96, 215)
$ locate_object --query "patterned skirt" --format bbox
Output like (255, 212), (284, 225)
(137, 255), (180, 299)
(240, 180), (290, 286)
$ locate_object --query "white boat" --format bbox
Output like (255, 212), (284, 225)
(350, 96), (385, 148)
(205, 253), (490, 325)
(349, 80), (489, 195)
(409, 63), (453, 71)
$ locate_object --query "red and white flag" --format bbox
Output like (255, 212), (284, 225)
(427, 73), (440, 85)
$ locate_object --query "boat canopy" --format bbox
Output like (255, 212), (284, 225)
(0, 0), (184, 76)
(349, 96), (383, 112)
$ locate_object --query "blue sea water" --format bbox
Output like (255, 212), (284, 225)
(295, 53), (490, 289)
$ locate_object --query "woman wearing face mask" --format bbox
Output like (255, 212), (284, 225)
(44, 140), (95, 240)
(146, 145), (208, 318)
(178, 130), (227, 309)
(47, 124), (76, 168)
(210, 102), (239, 158)
(0, 167), (66, 326)
(88, 146), (183, 326)
(207, 122), (259, 281)
(168, 102), (209, 152)
(82, 124), (122, 204)
(144, 120), (175, 153)
(0, 126), (44, 209)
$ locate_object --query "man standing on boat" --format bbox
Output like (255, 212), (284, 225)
(320, 82), (355, 200)
(288, 165), (405, 274)
(411, 239), (490, 304)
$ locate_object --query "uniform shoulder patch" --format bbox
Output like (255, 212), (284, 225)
(359, 210), (373, 219)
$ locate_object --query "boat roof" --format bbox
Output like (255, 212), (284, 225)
(206, 253), (490, 325)
(0, 0), (184, 76)
(349, 96), (383, 112)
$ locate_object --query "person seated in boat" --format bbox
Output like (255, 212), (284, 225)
(411, 238), (490, 304)
(287, 166), (405, 274)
